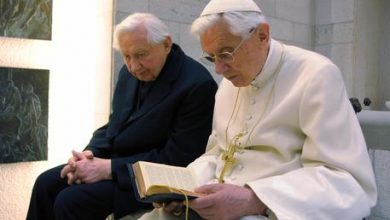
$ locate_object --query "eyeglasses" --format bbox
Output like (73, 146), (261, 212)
(201, 28), (255, 64)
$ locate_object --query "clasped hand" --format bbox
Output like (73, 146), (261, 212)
(60, 150), (112, 185)
(155, 183), (268, 220)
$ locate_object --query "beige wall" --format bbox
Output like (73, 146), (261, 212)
(0, 0), (113, 219)
(349, 0), (389, 110)
(314, 0), (390, 110)
(378, 0), (390, 110)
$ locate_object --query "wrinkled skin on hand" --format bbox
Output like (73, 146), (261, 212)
(153, 183), (267, 220)
(188, 183), (267, 220)
(60, 150), (111, 185)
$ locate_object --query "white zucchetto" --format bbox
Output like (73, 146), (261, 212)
(200, 0), (262, 16)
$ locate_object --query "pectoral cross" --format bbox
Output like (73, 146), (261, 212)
(218, 132), (244, 183)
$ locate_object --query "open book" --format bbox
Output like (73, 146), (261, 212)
(128, 161), (204, 203)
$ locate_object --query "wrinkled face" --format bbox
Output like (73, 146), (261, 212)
(118, 27), (172, 81)
(200, 21), (270, 87)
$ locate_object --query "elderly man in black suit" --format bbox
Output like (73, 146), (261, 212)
(26, 13), (217, 220)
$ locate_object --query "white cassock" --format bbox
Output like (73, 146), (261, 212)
(138, 39), (377, 220)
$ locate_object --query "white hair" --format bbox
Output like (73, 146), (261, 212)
(113, 13), (170, 50)
(191, 11), (267, 39)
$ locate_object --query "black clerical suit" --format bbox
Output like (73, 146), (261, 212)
(26, 44), (218, 220)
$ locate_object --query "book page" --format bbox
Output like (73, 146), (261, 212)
(132, 163), (147, 198)
(139, 162), (197, 192)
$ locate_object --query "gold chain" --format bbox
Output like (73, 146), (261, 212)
(218, 43), (285, 183)
(218, 87), (242, 183)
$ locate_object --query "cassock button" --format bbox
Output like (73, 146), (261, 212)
(250, 99), (256, 105)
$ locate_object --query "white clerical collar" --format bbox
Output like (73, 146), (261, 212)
(250, 39), (284, 88)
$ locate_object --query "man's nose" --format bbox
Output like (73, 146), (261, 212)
(214, 61), (229, 75)
(128, 59), (141, 72)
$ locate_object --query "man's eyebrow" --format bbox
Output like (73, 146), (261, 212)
(133, 49), (148, 53)
(219, 46), (235, 52)
(216, 38), (237, 52)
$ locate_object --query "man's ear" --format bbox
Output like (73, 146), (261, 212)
(163, 36), (173, 53)
(256, 23), (270, 43)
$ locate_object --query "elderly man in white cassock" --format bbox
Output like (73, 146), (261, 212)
(136, 0), (377, 219)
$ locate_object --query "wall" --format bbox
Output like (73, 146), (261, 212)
(260, 0), (314, 50)
(378, 1), (390, 110)
(0, 0), (113, 219)
(315, 0), (356, 96)
(314, 0), (390, 110)
(354, 0), (384, 110)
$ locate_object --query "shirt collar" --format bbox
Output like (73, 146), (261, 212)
(250, 39), (284, 88)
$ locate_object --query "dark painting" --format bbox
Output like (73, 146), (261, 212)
(0, 67), (49, 163)
(0, 0), (52, 40)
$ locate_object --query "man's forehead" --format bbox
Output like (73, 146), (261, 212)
(121, 44), (151, 54)
(119, 30), (152, 52)
(201, 26), (240, 52)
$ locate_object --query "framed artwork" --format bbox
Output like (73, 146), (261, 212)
(0, 67), (49, 163)
(0, 0), (52, 40)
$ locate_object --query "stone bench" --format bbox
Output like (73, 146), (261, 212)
(358, 110), (390, 220)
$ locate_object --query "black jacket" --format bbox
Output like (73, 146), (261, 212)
(85, 44), (217, 190)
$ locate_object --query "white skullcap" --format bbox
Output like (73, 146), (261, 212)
(200, 0), (262, 16)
